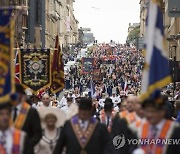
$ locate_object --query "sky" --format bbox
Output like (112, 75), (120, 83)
(74, 0), (140, 44)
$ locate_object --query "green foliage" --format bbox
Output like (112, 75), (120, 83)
(127, 26), (140, 44)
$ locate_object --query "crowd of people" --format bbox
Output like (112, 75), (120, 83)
(0, 44), (180, 154)
(64, 44), (144, 97)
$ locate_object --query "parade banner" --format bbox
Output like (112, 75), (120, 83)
(51, 35), (65, 94)
(19, 49), (51, 94)
(82, 58), (95, 74)
(0, 9), (15, 103)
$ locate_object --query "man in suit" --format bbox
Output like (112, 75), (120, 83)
(99, 98), (116, 132)
(54, 97), (113, 154)
(11, 84), (42, 153)
(134, 91), (180, 154)
(0, 102), (30, 154)
(111, 95), (138, 154)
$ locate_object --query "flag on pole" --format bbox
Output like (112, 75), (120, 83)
(50, 35), (65, 94)
(14, 46), (20, 83)
(124, 80), (128, 95)
(89, 80), (95, 98)
(0, 8), (15, 103)
(140, 0), (172, 100)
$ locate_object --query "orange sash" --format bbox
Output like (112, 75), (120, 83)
(0, 129), (21, 154)
(141, 120), (172, 154)
(13, 102), (30, 130)
(135, 120), (142, 128)
(126, 112), (136, 123)
(13, 129), (21, 154)
(119, 110), (129, 119)
(100, 109), (115, 132)
(0, 145), (6, 154)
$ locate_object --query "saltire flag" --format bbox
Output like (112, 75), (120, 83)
(14, 46), (20, 83)
(0, 9), (15, 103)
(140, 0), (172, 100)
(50, 35), (65, 94)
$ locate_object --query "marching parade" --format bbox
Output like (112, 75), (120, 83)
(0, 0), (180, 154)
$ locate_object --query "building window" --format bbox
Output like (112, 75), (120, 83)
(36, 0), (41, 25)
(22, 15), (27, 28)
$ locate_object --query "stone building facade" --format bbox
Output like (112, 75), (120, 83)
(0, 0), (79, 49)
(139, 0), (180, 60)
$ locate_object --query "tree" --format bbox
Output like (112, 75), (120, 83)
(126, 26), (140, 46)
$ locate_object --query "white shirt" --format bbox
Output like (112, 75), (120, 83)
(32, 103), (39, 109)
(98, 98), (105, 108)
(58, 97), (67, 108)
(150, 119), (165, 138)
(114, 106), (120, 113)
(12, 103), (22, 120)
(61, 105), (69, 114)
(110, 96), (121, 106)
(0, 127), (25, 154)
(0, 128), (13, 154)
(79, 119), (89, 131)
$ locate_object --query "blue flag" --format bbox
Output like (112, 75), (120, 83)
(0, 9), (15, 103)
(141, 0), (172, 100)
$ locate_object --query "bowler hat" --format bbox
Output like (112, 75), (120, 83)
(79, 97), (92, 110)
(104, 98), (112, 104)
(0, 102), (12, 110)
(104, 101), (113, 111)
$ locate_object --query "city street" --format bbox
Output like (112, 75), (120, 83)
(0, 0), (180, 154)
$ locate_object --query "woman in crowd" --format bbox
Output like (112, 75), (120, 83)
(35, 107), (66, 154)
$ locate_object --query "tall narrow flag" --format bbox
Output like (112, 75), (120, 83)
(0, 9), (15, 103)
(14, 46), (20, 83)
(124, 81), (128, 96)
(141, 0), (172, 100)
(89, 80), (95, 98)
(51, 35), (65, 94)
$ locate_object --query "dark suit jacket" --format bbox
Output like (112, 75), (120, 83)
(53, 119), (113, 154)
(166, 126), (180, 154)
(21, 107), (42, 148)
(23, 134), (32, 154)
(111, 114), (137, 154)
